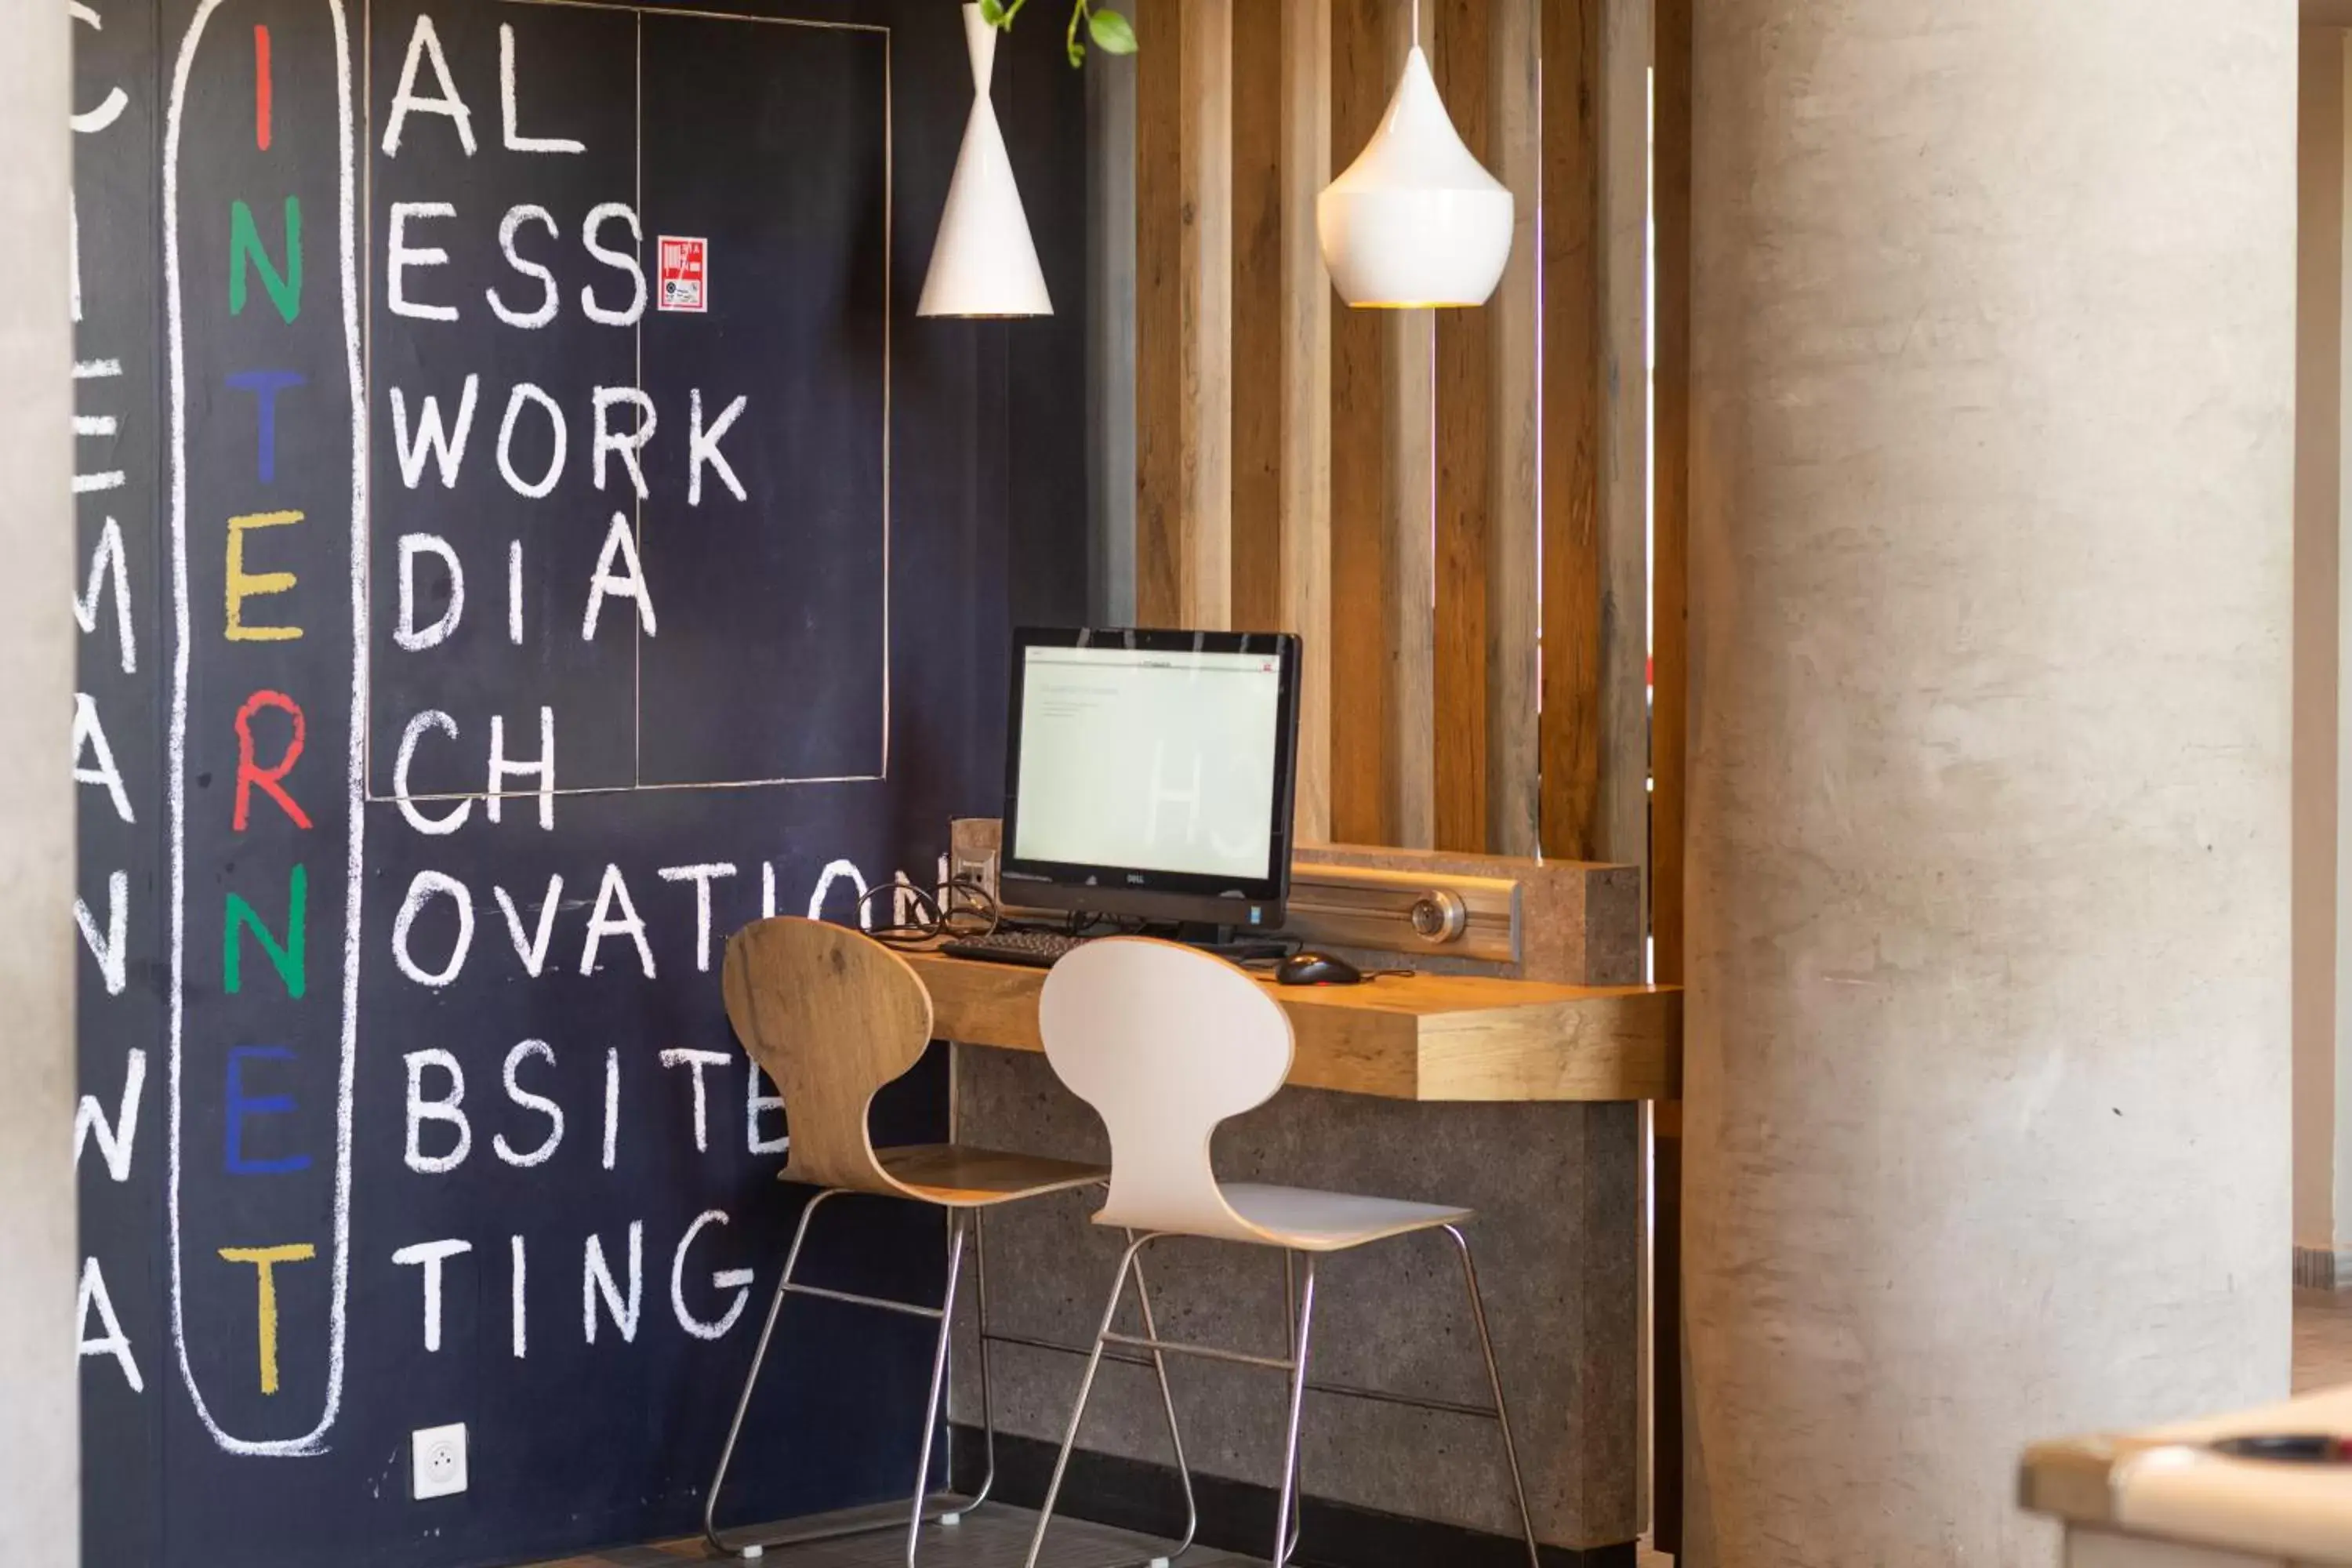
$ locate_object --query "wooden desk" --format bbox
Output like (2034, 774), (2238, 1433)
(2023, 1385), (2352, 1566)
(903, 949), (1681, 1102)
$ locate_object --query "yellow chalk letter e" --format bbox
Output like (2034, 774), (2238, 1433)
(226, 510), (305, 641)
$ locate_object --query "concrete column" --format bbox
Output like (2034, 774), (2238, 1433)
(0, 0), (79, 1560)
(1683, 5), (2296, 1565)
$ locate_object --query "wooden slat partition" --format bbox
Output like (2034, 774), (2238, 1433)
(1486, 0), (1543, 859)
(1232, 1), (1283, 637)
(1328, 0), (1398, 846)
(1538, 0), (1605, 861)
(1134, 0), (1233, 629)
(1281, 0), (1335, 844)
(1651, 0), (1693, 1552)
(1433, 0), (1494, 855)
(1601, 0), (1652, 877)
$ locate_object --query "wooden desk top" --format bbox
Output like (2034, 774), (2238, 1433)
(902, 949), (1681, 1103)
(2021, 1385), (2352, 1565)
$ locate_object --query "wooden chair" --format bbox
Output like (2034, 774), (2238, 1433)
(1026, 937), (1543, 1568)
(706, 917), (1193, 1564)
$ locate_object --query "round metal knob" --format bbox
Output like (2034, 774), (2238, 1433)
(1408, 889), (1468, 944)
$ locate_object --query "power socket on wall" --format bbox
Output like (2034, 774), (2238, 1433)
(412, 1423), (468, 1501)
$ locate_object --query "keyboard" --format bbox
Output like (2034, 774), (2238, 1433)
(938, 929), (1094, 968)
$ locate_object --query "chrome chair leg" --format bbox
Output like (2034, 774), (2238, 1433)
(945, 1206), (998, 1519)
(1024, 1232), (1152, 1568)
(1279, 1251), (1303, 1562)
(704, 1188), (841, 1553)
(1446, 1224), (1541, 1568)
(1127, 1230), (1197, 1558)
(1271, 1254), (1319, 1568)
(905, 1212), (971, 1568)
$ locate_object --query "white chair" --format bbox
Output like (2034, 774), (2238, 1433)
(706, 918), (1194, 1566)
(1025, 937), (1541, 1568)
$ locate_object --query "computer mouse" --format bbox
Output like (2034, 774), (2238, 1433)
(1276, 950), (1364, 987)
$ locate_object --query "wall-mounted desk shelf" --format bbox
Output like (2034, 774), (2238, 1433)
(903, 950), (1682, 1103)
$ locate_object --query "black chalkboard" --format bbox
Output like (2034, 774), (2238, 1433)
(70, 2), (1087, 1563)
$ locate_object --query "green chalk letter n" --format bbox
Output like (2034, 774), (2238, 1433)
(229, 198), (302, 323)
(225, 864), (307, 998)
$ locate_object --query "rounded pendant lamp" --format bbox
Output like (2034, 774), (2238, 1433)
(920, 3), (1054, 318)
(1316, 3), (1513, 309)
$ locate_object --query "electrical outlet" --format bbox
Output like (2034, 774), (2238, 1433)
(412, 1422), (467, 1501)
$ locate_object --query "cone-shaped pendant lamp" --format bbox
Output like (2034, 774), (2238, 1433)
(1316, 26), (1513, 308)
(920, 3), (1053, 318)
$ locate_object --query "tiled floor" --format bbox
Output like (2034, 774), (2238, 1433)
(539, 1294), (2352, 1568)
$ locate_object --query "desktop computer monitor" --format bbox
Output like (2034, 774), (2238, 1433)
(1000, 627), (1302, 930)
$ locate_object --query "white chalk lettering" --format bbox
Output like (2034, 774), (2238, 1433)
(403, 1049), (471, 1174)
(394, 710), (471, 836)
(671, 1211), (753, 1341)
(382, 13), (477, 156)
(659, 1048), (731, 1153)
(75, 517), (136, 674)
(579, 862), (655, 978)
(78, 1255), (143, 1392)
(583, 1223), (643, 1344)
(393, 869), (474, 988)
(590, 387), (655, 499)
(72, 692), (134, 824)
(74, 1045), (146, 1183)
(486, 707), (554, 829)
(494, 1040), (563, 1167)
(74, 868), (128, 996)
(499, 24), (583, 154)
(495, 381), (566, 498)
(580, 203), (645, 325)
(488, 204), (560, 328)
(389, 376), (477, 487)
(387, 202), (460, 321)
(581, 512), (658, 640)
(390, 1238), (474, 1353)
(658, 862), (737, 973)
(688, 389), (748, 506)
(394, 533), (464, 651)
(492, 875), (563, 977)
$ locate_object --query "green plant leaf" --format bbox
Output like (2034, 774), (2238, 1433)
(1087, 7), (1138, 53)
(980, 0), (1010, 26)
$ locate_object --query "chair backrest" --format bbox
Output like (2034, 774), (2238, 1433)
(1037, 937), (1294, 1241)
(721, 916), (935, 1197)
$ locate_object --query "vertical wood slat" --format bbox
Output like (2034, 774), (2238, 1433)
(1539, 0), (1646, 866)
(1134, 0), (1234, 630)
(1486, 0), (1543, 858)
(1329, 0), (1396, 845)
(1432, 0), (1493, 855)
(1538, 0), (1604, 862)
(1650, 0), (1693, 1551)
(1282, 0), (1335, 844)
(1386, 0), (1436, 851)
(1601, 0), (1652, 873)
(1232, 0), (1283, 636)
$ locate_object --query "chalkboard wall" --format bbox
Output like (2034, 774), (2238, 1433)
(69, 2), (1087, 1562)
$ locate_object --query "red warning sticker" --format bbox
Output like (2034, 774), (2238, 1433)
(658, 235), (707, 313)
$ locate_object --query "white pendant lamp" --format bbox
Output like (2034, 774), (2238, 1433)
(1316, 5), (1513, 309)
(920, 3), (1053, 318)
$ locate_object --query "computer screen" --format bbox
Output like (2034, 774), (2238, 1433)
(1001, 629), (1300, 925)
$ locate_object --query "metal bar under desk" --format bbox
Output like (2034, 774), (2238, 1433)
(981, 1328), (1503, 1423)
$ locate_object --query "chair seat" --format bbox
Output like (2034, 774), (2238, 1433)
(866, 1144), (1106, 1208)
(1210, 1181), (1473, 1252)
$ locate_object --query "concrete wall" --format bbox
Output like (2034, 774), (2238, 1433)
(0, 0), (80, 1556)
(1684, 2), (2295, 1561)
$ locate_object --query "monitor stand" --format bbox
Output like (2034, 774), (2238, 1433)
(1170, 920), (1289, 963)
